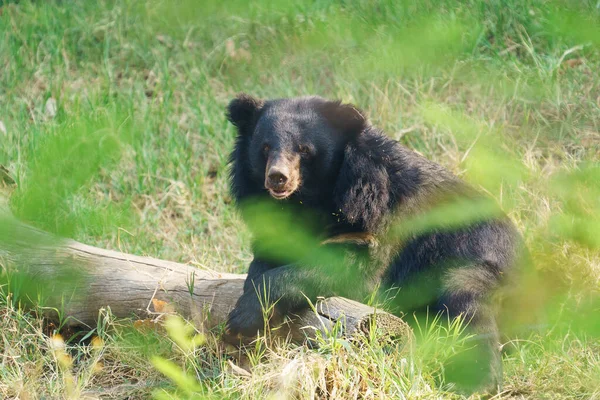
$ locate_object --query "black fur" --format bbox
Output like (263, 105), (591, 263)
(225, 94), (522, 394)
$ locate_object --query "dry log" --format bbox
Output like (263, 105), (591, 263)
(0, 216), (411, 343)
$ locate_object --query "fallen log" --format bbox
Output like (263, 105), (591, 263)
(0, 215), (411, 343)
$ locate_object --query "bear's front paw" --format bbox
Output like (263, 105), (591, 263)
(225, 294), (266, 339)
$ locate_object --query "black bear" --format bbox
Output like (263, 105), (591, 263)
(225, 94), (523, 393)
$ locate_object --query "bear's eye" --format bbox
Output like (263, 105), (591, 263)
(298, 145), (311, 156)
(262, 144), (270, 155)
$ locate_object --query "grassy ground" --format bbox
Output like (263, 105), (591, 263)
(1, 0), (600, 398)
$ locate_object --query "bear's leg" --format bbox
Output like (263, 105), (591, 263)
(244, 258), (280, 293)
(226, 264), (337, 337)
(438, 289), (503, 395)
(227, 241), (372, 337)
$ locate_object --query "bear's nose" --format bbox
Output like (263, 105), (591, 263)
(267, 170), (288, 189)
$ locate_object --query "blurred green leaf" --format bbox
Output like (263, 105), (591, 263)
(151, 356), (203, 397)
(10, 109), (135, 238)
(164, 315), (206, 353)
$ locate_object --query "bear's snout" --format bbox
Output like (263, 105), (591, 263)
(267, 169), (289, 189)
(264, 155), (300, 200)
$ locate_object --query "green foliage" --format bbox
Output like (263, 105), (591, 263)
(151, 316), (213, 399)
(9, 108), (135, 238)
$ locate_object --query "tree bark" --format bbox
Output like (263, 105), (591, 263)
(0, 216), (411, 343)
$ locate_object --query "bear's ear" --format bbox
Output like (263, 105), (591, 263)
(319, 100), (367, 137)
(226, 93), (264, 135)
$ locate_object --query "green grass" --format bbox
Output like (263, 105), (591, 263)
(1, 0), (599, 398)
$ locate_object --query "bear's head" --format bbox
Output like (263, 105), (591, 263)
(227, 94), (366, 201)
